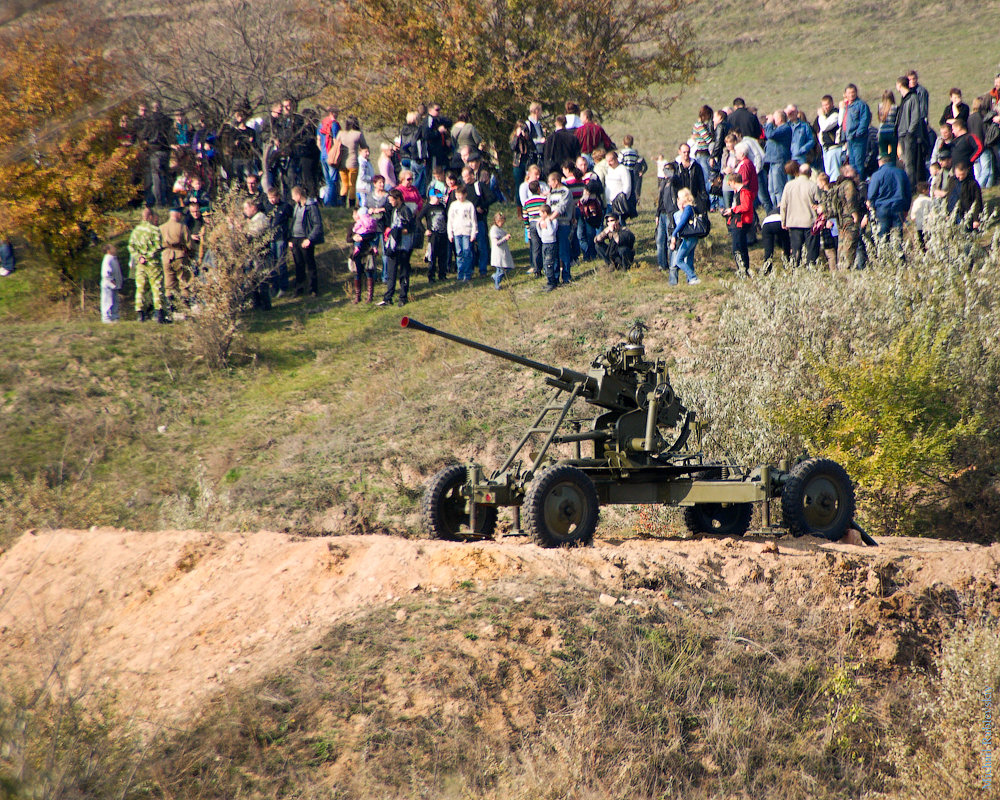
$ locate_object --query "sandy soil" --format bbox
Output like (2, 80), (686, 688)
(1, 528), (998, 731)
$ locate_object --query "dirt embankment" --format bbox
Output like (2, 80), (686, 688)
(1, 528), (998, 730)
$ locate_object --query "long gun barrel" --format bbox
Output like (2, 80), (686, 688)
(401, 317), (595, 390)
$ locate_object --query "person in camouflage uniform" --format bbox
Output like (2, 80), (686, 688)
(828, 164), (863, 270)
(128, 207), (168, 323)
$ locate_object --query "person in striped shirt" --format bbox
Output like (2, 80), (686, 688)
(618, 135), (648, 207)
(521, 180), (548, 276)
(691, 106), (714, 191)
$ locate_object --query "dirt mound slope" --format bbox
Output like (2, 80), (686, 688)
(1, 528), (998, 727)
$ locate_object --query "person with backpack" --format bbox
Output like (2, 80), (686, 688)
(668, 188), (702, 285)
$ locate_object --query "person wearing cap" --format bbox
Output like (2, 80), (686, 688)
(160, 206), (193, 311)
(594, 214), (635, 270)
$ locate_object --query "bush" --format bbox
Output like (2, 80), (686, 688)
(180, 189), (272, 368)
(892, 619), (1000, 799)
(776, 331), (983, 534)
(677, 211), (1000, 539)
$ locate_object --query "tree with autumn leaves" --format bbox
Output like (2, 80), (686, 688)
(0, 1), (704, 290)
(331, 0), (704, 174)
(0, 18), (137, 294)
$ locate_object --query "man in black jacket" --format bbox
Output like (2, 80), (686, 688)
(463, 166), (495, 277)
(417, 103), (453, 175)
(895, 77), (925, 187)
(289, 185), (324, 296)
(947, 161), (982, 231)
(264, 186), (293, 295)
(728, 98), (763, 141)
(543, 115), (582, 176)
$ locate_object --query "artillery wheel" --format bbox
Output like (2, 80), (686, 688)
(683, 503), (753, 537)
(781, 458), (855, 540)
(422, 465), (497, 541)
(523, 465), (599, 548)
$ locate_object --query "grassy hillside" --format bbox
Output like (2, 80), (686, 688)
(0, 204), (734, 545)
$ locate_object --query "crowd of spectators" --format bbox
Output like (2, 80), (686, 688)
(97, 69), (1000, 321)
(657, 70), (999, 277)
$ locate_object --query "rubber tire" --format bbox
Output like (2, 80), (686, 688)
(781, 458), (855, 540)
(523, 465), (599, 548)
(683, 503), (753, 537)
(422, 465), (497, 541)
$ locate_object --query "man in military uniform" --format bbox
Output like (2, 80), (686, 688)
(128, 207), (168, 323)
(828, 164), (863, 270)
(160, 207), (193, 310)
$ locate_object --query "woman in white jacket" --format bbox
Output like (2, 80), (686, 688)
(447, 186), (477, 281)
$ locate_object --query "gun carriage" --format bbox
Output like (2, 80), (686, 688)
(402, 317), (858, 548)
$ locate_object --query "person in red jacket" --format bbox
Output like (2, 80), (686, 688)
(575, 109), (615, 155)
(722, 171), (754, 274)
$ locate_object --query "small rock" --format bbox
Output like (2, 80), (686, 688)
(672, 600), (685, 608)
(759, 541), (779, 555)
(395, 609), (407, 622)
(157, 425), (167, 434)
(513, 596), (525, 604)
(842, 529), (864, 546)
(599, 593), (619, 607)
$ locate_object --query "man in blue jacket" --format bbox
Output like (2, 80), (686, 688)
(866, 155), (912, 238)
(841, 84), (873, 179)
(787, 106), (817, 165)
(764, 110), (793, 210)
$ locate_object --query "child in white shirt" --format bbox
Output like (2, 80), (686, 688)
(536, 204), (558, 291)
(100, 243), (123, 323)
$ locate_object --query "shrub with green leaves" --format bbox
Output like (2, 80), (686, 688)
(677, 211), (1000, 539)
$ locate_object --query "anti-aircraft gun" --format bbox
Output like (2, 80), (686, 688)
(402, 317), (860, 548)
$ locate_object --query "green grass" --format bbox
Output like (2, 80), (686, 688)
(0, 202), (736, 544)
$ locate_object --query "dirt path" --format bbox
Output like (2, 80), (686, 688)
(1, 528), (998, 729)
